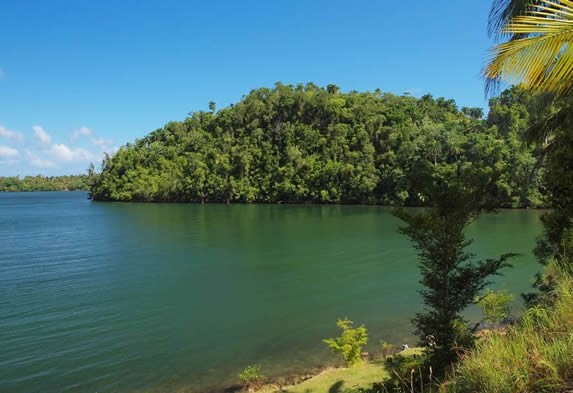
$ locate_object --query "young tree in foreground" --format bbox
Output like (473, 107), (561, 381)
(323, 318), (368, 367)
(395, 163), (515, 371)
(238, 364), (264, 391)
(475, 289), (514, 325)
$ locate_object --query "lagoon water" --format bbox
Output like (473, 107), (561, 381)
(0, 192), (544, 393)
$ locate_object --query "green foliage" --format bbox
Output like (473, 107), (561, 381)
(0, 174), (91, 192)
(323, 318), (368, 367)
(379, 341), (395, 359)
(475, 290), (514, 324)
(394, 160), (515, 372)
(533, 99), (573, 264)
(358, 349), (433, 393)
(238, 364), (264, 390)
(445, 262), (573, 393)
(90, 84), (547, 207)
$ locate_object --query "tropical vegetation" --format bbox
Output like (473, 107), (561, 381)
(89, 0), (573, 392)
(323, 319), (369, 367)
(486, 0), (573, 95)
(90, 84), (548, 208)
(445, 260), (573, 393)
(394, 169), (515, 370)
(0, 174), (92, 192)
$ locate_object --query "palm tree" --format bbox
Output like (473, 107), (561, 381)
(488, 0), (541, 37)
(486, 0), (573, 96)
(487, 1), (573, 272)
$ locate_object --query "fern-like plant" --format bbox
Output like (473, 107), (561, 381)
(238, 364), (264, 391)
(323, 318), (368, 367)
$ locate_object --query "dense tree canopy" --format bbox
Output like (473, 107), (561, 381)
(91, 83), (546, 207)
(0, 174), (91, 192)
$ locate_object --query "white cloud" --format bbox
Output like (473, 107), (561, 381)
(30, 157), (57, 168)
(71, 126), (93, 142)
(7, 124), (112, 173)
(91, 136), (113, 149)
(71, 126), (114, 155)
(0, 125), (24, 142)
(25, 150), (57, 168)
(49, 143), (95, 162)
(0, 145), (19, 158)
(32, 125), (52, 144)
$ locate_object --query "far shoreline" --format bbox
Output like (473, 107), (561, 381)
(0, 189), (553, 210)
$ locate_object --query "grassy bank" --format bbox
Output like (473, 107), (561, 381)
(253, 262), (573, 393)
(257, 349), (423, 393)
(444, 263), (573, 393)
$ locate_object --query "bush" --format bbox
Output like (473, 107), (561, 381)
(323, 318), (368, 367)
(364, 351), (435, 393)
(238, 364), (264, 391)
(475, 289), (513, 324)
(380, 340), (396, 359)
(445, 262), (573, 393)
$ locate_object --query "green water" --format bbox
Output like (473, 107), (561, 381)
(0, 192), (544, 393)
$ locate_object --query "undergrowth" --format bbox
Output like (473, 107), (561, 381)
(444, 262), (573, 393)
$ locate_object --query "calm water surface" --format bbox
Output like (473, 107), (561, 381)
(0, 192), (544, 393)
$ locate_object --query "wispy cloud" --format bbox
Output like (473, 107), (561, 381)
(0, 125), (24, 142)
(71, 126), (93, 142)
(70, 126), (114, 155)
(26, 151), (57, 169)
(0, 145), (19, 158)
(6, 124), (115, 173)
(32, 125), (52, 145)
(0, 68), (5, 80)
(49, 143), (96, 162)
(31, 158), (57, 168)
(91, 136), (114, 150)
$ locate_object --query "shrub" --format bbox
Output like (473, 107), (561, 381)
(323, 318), (368, 367)
(380, 340), (396, 358)
(367, 350), (435, 393)
(475, 289), (513, 324)
(445, 262), (573, 393)
(238, 364), (264, 391)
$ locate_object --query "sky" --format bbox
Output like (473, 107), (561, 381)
(0, 0), (497, 176)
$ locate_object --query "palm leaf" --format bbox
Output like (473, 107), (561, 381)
(486, 0), (573, 96)
(489, 0), (541, 38)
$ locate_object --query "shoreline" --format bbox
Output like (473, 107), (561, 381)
(213, 348), (425, 393)
(0, 189), (553, 210)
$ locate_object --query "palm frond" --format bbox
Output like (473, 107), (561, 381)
(485, 0), (573, 96)
(489, 0), (541, 38)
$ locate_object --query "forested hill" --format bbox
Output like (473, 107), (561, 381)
(91, 83), (546, 207)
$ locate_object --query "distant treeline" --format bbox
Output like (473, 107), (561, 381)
(0, 175), (91, 192)
(90, 83), (547, 207)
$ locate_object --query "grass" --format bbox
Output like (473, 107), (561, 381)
(444, 262), (573, 393)
(259, 348), (423, 393)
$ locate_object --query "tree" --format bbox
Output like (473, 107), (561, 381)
(238, 365), (264, 391)
(323, 318), (368, 367)
(488, 0), (541, 36)
(475, 289), (514, 324)
(394, 163), (514, 371)
(486, 0), (573, 96)
(90, 83), (546, 207)
(534, 119), (573, 266)
(486, 0), (573, 275)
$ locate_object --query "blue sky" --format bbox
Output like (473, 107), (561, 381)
(0, 0), (496, 176)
